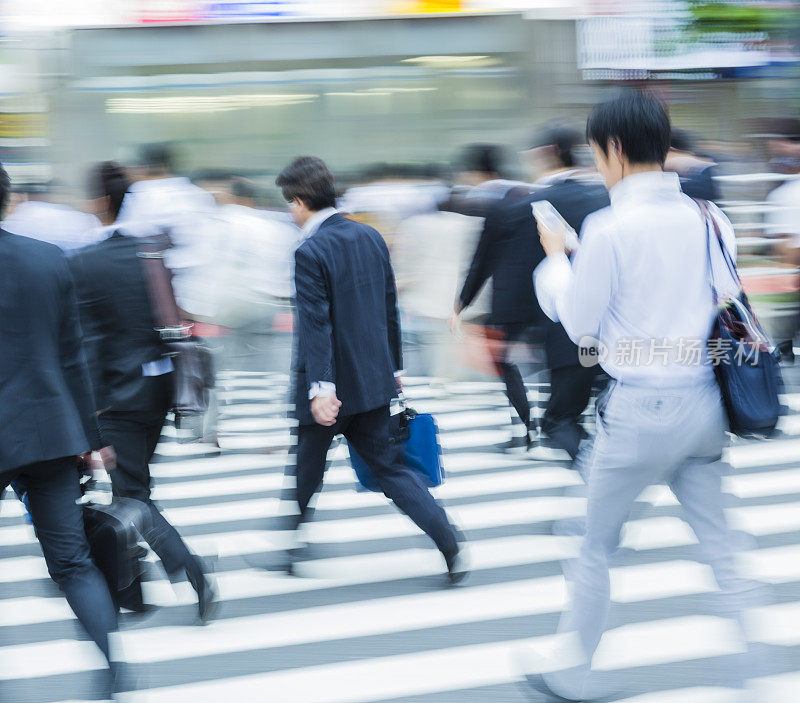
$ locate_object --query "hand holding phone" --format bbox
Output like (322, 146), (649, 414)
(532, 200), (579, 254)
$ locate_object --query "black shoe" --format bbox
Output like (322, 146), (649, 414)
(187, 559), (219, 624)
(110, 660), (138, 697)
(499, 434), (530, 454)
(778, 340), (795, 364)
(522, 674), (583, 702)
(443, 546), (469, 585)
(196, 575), (219, 624)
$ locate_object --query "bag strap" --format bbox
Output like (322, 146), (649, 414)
(137, 234), (187, 340)
(695, 199), (740, 305)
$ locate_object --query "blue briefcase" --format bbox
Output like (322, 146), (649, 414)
(349, 408), (445, 492)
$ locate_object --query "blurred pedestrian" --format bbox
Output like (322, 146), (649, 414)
(278, 156), (466, 582)
(449, 143), (526, 214)
(518, 125), (610, 462)
(117, 143), (218, 318)
(70, 162), (218, 623)
(0, 162), (120, 691)
(392, 204), (483, 382)
(450, 144), (545, 452)
(118, 143), (220, 444)
(2, 180), (101, 250)
(204, 175), (300, 372)
(666, 128), (721, 201)
(523, 89), (764, 701)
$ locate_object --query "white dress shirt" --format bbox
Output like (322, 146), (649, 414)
(117, 177), (218, 317)
(534, 171), (740, 387)
(2, 201), (102, 251)
(765, 176), (800, 245)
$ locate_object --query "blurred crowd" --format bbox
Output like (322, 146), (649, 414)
(5, 117), (799, 386)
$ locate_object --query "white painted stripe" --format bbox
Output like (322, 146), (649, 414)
(729, 501), (800, 535)
(219, 390), (287, 402)
(0, 639), (107, 680)
(778, 414), (800, 435)
(728, 438), (800, 469)
(751, 672), (800, 703)
(613, 688), (744, 703)
(117, 614), (747, 703)
(150, 466), (582, 503)
(432, 409), (511, 431)
(150, 453), (286, 479)
(3, 492), (798, 553)
(2, 560), (718, 671)
(747, 600), (800, 646)
(219, 402), (291, 417)
(740, 544), (800, 584)
(726, 468), (800, 499)
(218, 417), (297, 433)
(0, 555), (49, 582)
(149, 449), (533, 482)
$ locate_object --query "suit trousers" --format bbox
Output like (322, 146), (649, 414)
(101, 409), (201, 583)
(541, 364), (598, 460)
(292, 405), (458, 557)
(544, 380), (766, 700)
(1, 457), (118, 660)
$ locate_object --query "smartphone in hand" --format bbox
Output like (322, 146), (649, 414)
(532, 200), (580, 252)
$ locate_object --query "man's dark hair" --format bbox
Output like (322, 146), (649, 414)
(670, 128), (695, 154)
(529, 125), (582, 168)
(138, 142), (175, 173)
(586, 89), (671, 165)
(88, 161), (131, 220)
(276, 156), (337, 211)
(230, 176), (259, 202)
(458, 144), (505, 177)
(0, 163), (10, 217)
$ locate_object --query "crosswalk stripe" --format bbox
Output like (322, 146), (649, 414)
(116, 614), (751, 703)
(5, 371), (800, 702)
(0, 561), (762, 678)
(14, 539), (800, 628)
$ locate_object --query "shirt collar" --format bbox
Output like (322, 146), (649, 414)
(535, 168), (584, 186)
(608, 170), (681, 208)
(301, 207), (338, 239)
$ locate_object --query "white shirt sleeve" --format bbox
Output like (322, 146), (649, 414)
(309, 381), (336, 400)
(534, 222), (617, 345)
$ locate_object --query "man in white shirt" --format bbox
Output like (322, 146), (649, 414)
(2, 183), (101, 251)
(117, 144), (218, 319)
(523, 90), (763, 701)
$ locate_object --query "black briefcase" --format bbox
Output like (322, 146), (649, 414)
(83, 498), (148, 613)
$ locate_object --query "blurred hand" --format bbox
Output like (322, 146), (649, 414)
(449, 311), (463, 339)
(538, 217), (567, 258)
(98, 446), (116, 471)
(311, 393), (342, 427)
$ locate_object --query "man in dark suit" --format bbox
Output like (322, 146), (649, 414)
(518, 126), (611, 461)
(278, 156), (465, 582)
(70, 161), (216, 621)
(451, 148), (545, 453)
(667, 128), (721, 202)
(0, 164), (119, 682)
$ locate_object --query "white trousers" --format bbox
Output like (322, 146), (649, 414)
(545, 379), (766, 699)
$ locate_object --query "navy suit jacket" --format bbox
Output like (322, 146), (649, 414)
(0, 229), (102, 473)
(458, 187), (547, 326)
(292, 213), (401, 425)
(69, 231), (172, 412)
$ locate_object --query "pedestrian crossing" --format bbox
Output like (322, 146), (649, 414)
(1, 372), (799, 702)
